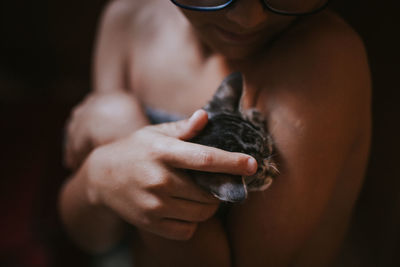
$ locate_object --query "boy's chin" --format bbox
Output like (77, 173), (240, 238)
(212, 44), (263, 61)
(199, 36), (264, 60)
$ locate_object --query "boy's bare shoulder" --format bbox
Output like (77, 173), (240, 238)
(228, 12), (371, 265)
(99, 0), (143, 29)
(93, 0), (154, 91)
(254, 10), (372, 187)
(260, 10), (371, 137)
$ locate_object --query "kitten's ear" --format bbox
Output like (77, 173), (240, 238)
(204, 72), (243, 114)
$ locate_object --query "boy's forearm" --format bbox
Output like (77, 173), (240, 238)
(59, 156), (125, 253)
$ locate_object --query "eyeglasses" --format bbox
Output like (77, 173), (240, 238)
(170, 0), (330, 16)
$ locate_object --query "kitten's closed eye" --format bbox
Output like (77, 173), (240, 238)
(188, 72), (278, 203)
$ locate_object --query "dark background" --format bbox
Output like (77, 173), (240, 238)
(0, 0), (399, 266)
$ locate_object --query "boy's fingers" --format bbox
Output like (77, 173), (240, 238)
(162, 142), (258, 176)
(166, 171), (219, 204)
(64, 133), (93, 170)
(163, 198), (218, 222)
(154, 219), (198, 241)
(154, 110), (208, 140)
(151, 109), (257, 176)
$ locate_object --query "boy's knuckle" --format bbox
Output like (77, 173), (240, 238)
(198, 151), (214, 167)
(231, 155), (248, 171)
(145, 197), (164, 215)
(152, 142), (170, 160)
(147, 172), (172, 191)
(137, 214), (153, 228)
(228, 153), (239, 164)
(144, 137), (169, 161)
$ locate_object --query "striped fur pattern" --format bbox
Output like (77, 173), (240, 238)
(189, 72), (278, 203)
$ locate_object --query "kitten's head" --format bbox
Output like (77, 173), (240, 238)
(189, 72), (278, 203)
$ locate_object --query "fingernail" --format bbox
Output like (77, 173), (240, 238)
(247, 157), (257, 174)
(189, 109), (205, 122)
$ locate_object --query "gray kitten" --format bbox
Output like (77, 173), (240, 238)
(189, 72), (279, 203)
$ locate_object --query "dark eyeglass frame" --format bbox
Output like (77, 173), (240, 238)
(170, 0), (330, 16)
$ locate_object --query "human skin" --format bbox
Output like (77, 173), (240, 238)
(61, 0), (372, 266)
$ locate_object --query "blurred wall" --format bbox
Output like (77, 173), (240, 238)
(331, 1), (400, 266)
(0, 1), (107, 266)
(0, 0), (399, 266)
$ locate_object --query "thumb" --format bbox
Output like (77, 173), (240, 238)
(155, 109), (208, 140)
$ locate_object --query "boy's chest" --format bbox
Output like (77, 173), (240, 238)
(124, 4), (285, 116)
(127, 10), (227, 115)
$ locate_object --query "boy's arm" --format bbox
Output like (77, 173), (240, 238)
(93, 0), (138, 93)
(61, 1), (152, 252)
(64, 91), (149, 169)
(64, 0), (147, 169)
(60, 157), (126, 253)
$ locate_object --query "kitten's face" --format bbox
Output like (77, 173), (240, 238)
(189, 72), (278, 202)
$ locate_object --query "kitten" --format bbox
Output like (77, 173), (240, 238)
(189, 72), (279, 203)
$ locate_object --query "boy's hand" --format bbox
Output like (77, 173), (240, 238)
(64, 91), (149, 170)
(86, 110), (257, 240)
